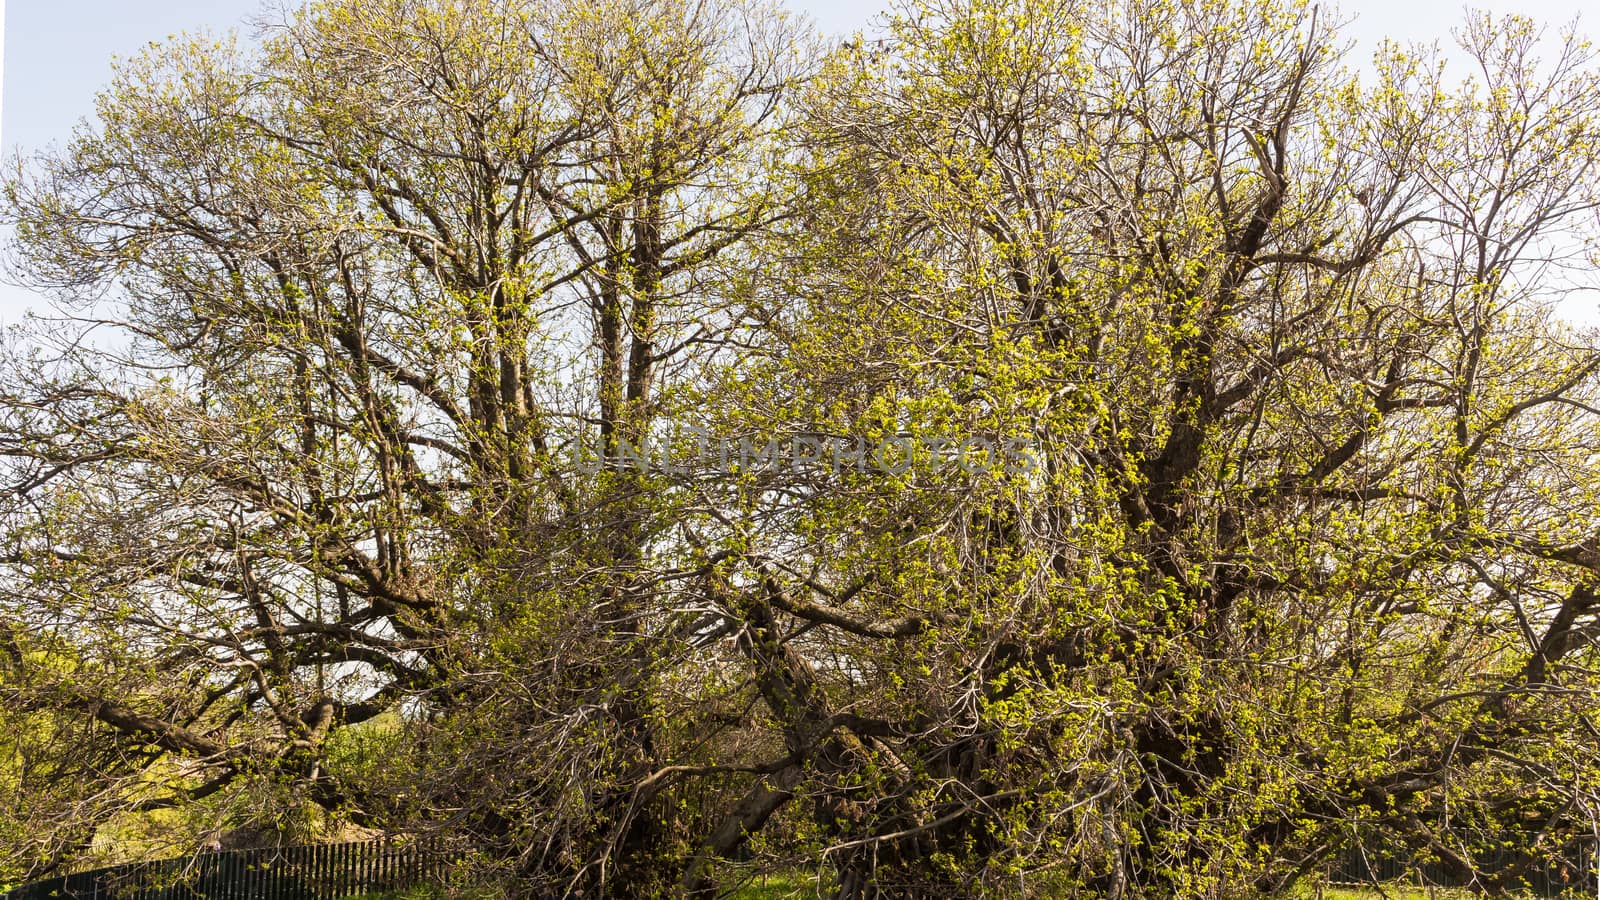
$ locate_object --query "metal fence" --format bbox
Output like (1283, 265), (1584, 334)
(10, 834), (1596, 898)
(2, 837), (444, 900)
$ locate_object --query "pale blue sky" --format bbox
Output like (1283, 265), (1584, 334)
(0, 0), (1593, 323)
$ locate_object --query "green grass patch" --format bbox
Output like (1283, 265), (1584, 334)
(725, 871), (821, 898)
(725, 876), (1544, 899)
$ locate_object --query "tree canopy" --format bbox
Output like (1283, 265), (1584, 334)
(4, 0), (1600, 896)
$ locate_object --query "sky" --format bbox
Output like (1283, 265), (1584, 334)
(0, 0), (1593, 324)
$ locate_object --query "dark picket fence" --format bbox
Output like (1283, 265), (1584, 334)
(10, 833), (1595, 898)
(1330, 840), (1599, 896)
(2, 837), (445, 900)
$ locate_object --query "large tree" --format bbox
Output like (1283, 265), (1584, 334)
(671, 0), (1600, 894)
(6, 0), (1600, 897)
(1, 0), (807, 892)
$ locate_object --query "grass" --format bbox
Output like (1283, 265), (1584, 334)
(727, 872), (817, 898)
(358, 875), (1556, 899)
(1312, 883), (1472, 890)
(724, 876), (1532, 899)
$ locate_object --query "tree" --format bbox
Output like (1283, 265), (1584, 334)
(5, 0), (1600, 896)
(2, 0), (807, 892)
(674, 0), (1600, 894)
